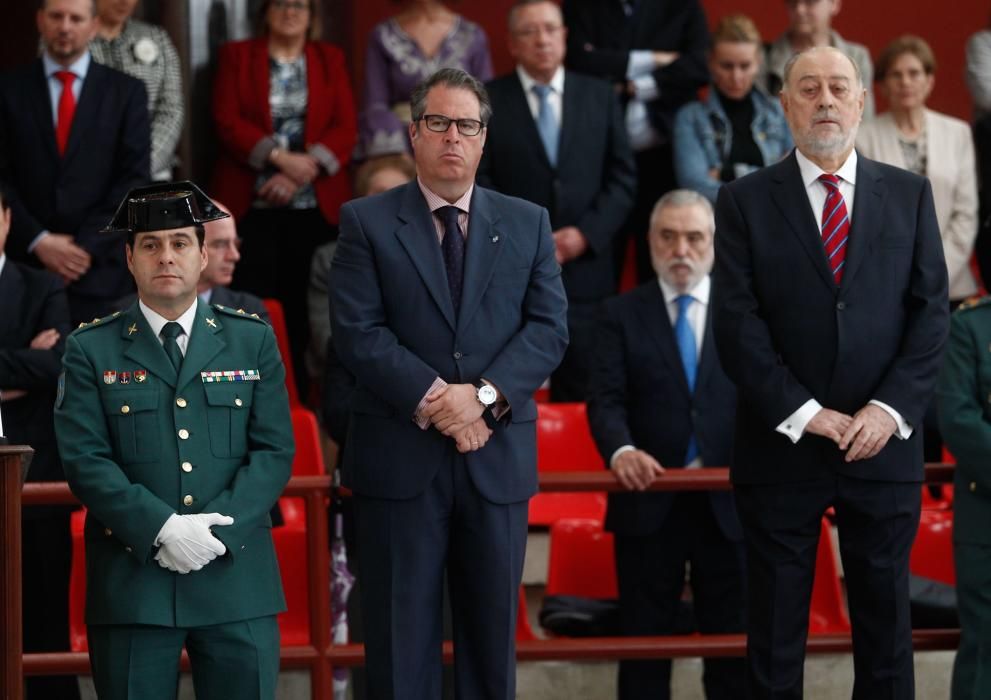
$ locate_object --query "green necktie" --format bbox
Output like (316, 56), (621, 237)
(161, 321), (184, 372)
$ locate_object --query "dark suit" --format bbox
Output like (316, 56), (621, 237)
(0, 57), (150, 324)
(562, 0), (709, 281)
(712, 151), (949, 698)
(587, 280), (744, 699)
(478, 70), (635, 400)
(330, 181), (568, 699)
(0, 259), (77, 700)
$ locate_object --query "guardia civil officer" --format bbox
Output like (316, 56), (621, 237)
(54, 181), (295, 700)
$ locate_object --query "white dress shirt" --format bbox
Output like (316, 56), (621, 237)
(610, 275), (710, 468)
(139, 299), (198, 357)
(516, 65), (564, 128)
(776, 149), (911, 443)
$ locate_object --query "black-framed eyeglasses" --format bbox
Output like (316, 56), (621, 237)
(418, 114), (485, 137)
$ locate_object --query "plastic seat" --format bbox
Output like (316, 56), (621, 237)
(809, 518), (852, 634)
(910, 510), (955, 586)
(529, 403), (607, 527)
(516, 586), (537, 641)
(68, 407), (326, 650)
(262, 298), (300, 406)
(544, 518), (618, 599)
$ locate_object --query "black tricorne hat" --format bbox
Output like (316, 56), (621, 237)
(102, 180), (230, 234)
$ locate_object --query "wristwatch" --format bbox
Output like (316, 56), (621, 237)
(476, 383), (498, 409)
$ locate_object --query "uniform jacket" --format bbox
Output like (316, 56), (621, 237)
(857, 109), (979, 300)
(54, 300), (295, 626)
(938, 298), (991, 545)
(330, 181), (569, 503)
(211, 38), (357, 225)
(587, 281), (741, 539)
(712, 151), (949, 484)
(0, 58), (149, 300)
(477, 70), (635, 303)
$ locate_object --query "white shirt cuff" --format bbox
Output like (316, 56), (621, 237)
(626, 50), (655, 79)
(776, 399), (822, 444)
(28, 230), (50, 254)
(632, 75), (659, 101)
(868, 399), (913, 439)
(609, 445), (636, 468)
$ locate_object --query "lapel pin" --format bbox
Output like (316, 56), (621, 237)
(206, 318), (217, 328)
(490, 235), (499, 243)
(127, 323), (138, 336)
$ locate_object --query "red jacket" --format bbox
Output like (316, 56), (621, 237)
(211, 38), (357, 225)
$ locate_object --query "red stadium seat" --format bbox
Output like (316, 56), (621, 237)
(544, 518), (618, 600)
(528, 403), (607, 527)
(516, 586), (537, 641)
(910, 510), (955, 586)
(262, 298), (300, 406)
(68, 408), (327, 651)
(809, 518), (851, 634)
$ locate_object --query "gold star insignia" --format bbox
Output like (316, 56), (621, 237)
(92, 317), (101, 324)
(206, 318), (217, 328)
(250, 313), (260, 319)
(236, 308), (246, 314)
(112, 311), (121, 318)
(78, 322), (87, 329)
(127, 323), (138, 336)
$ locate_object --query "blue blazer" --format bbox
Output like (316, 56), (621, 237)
(712, 151), (949, 485)
(0, 58), (150, 300)
(330, 181), (569, 503)
(587, 281), (741, 540)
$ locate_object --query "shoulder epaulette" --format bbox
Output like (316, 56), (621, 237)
(72, 310), (124, 333)
(955, 295), (991, 313)
(212, 303), (266, 323)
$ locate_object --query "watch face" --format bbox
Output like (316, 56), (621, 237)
(478, 384), (497, 405)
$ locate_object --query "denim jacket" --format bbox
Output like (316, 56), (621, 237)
(673, 88), (793, 203)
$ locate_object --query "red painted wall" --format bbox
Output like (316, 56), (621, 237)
(343, 0), (989, 121)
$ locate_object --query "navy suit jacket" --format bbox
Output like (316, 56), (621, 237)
(330, 182), (569, 503)
(587, 281), (740, 539)
(0, 261), (71, 484)
(0, 58), (149, 300)
(712, 151), (949, 485)
(477, 71), (635, 303)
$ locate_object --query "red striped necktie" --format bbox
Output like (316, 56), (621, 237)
(818, 173), (849, 284)
(54, 70), (76, 156)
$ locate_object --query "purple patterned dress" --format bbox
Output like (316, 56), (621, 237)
(359, 16), (493, 158)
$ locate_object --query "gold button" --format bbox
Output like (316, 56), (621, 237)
(121, 405), (130, 414)
(181, 461), (193, 473)
(104, 528), (112, 536)
(234, 398), (243, 407)
(125, 546), (132, 553)
(176, 397), (187, 408)
(178, 429), (189, 440)
(971, 482), (978, 492)
(183, 495), (193, 506)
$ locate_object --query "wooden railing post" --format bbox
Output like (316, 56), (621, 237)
(2, 445), (33, 700)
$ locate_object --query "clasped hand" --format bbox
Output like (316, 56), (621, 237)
(422, 383), (492, 453)
(155, 512), (234, 574)
(806, 405), (898, 462)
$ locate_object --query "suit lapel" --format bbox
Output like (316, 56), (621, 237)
(0, 263), (25, 341)
(558, 73), (579, 170)
(458, 188), (504, 332)
(176, 301), (226, 391)
(62, 63), (104, 163)
(769, 153), (835, 290)
(122, 305), (177, 388)
(840, 155), (886, 291)
(29, 60), (58, 162)
(637, 284), (690, 397)
(508, 75), (553, 169)
(696, 304), (717, 394)
(395, 183), (457, 329)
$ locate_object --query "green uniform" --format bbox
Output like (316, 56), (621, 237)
(54, 300), (294, 698)
(937, 296), (991, 700)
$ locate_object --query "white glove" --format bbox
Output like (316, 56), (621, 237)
(155, 544), (187, 574)
(155, 512), (234, 573)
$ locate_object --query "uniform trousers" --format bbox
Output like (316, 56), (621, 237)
(87, 615), (279, 700)
(952, 542), (991, 699)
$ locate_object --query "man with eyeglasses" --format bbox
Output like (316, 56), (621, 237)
(587, 189), (745, 700)
(762, 0), (875, 116)
(478, 0), (634, 402)
(330, 67), (568, 699)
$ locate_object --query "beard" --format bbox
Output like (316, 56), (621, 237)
(796, 108), (859, 160)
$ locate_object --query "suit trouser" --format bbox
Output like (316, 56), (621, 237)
(353, 451), (529, 700)
(735, 475), (921, 700)
(614, 493), (747, 700)
(87, 616), (279, 700)
(951, 542), (991, 699)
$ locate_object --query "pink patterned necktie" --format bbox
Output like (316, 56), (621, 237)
(818, 174), (849, 284)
